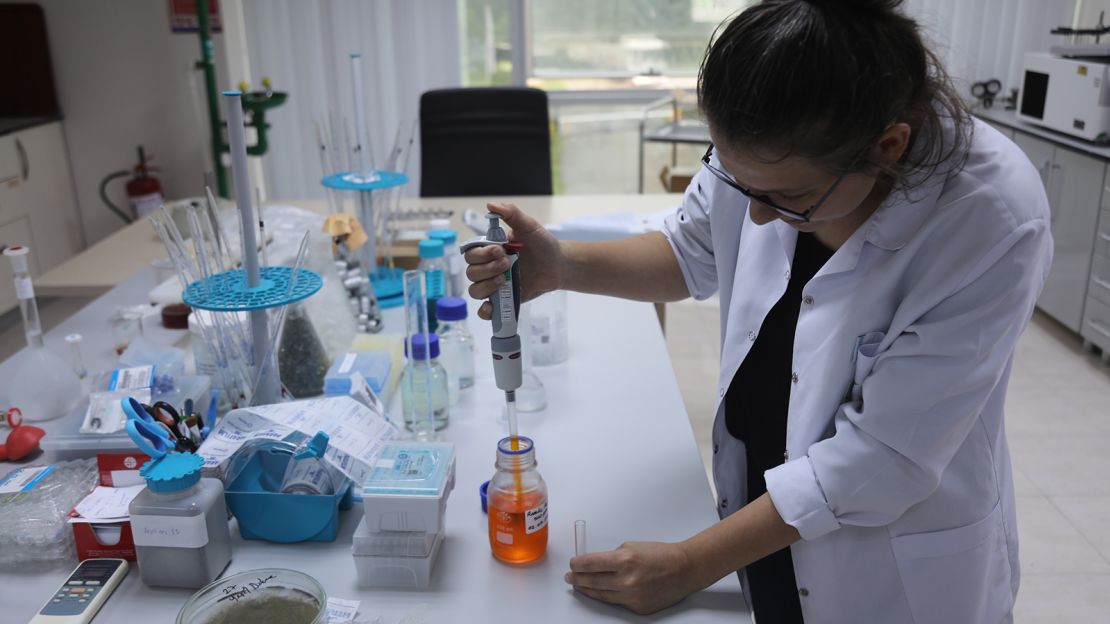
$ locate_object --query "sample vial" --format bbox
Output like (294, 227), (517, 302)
(65, 334), (87, 379)
(428, 229), (464, 298)
(129, 452), (232, 589)
(487, 436), (548, 564)
(574, 520), (587, 556)
(400, 333), (450, 431)
(417, 238), (448, 301)
(435, 297), (475, 406)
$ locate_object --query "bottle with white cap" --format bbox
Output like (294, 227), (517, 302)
(3, 246), (81, 421)
(428, 229), (463, 298)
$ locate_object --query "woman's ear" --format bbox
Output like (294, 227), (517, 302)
(874, 122), (913, 165)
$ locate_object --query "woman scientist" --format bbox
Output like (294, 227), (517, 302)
(464, 1), (1051, 622)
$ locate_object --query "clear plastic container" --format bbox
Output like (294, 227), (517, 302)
(487, 436), (548, 565)
(351, 518), (444, 589)
(527, 290), (569, 366)
(435, 297), (475, 407)
(0, 458), (99, 568)
(129, 453), (232, 589)
(400, 333), (450, 431)
(362, 442), (455, 534)
(177, 568), (326, 624)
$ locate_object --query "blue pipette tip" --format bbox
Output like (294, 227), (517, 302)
(222, 90), (242, 96)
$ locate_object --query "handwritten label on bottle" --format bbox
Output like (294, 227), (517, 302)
(525, 501), (548, 535)
(130, 513), (210, 549)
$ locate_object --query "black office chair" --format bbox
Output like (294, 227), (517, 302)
(419, 87), (553, 197)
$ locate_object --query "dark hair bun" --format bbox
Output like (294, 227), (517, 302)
(699, 0), (970, 187)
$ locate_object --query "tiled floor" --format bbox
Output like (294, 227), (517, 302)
(664, 297), (1110, 623)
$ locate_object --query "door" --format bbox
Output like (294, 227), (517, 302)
(1041, 146), (1103, 332)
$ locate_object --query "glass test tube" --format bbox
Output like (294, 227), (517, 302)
(575, 520), (587, 556)
(402, 270), (436, 440)
(65, 333), (87, 379)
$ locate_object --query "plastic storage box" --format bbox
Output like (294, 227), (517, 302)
(351, 517), (444, 589)
(324, 351), (392, 396)
(361, 442), (455, 533)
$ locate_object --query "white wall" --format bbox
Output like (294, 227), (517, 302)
(17, 0), (230, 245)
(241, 0), (462, 200)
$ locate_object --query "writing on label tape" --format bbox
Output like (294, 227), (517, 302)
(525, 501), (548, 535)
(130, 513), (210, 548)
(14, 276), (34, 300)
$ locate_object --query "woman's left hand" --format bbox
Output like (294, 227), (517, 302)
(564, 541), (701, 615)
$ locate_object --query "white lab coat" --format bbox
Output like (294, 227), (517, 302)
(662, 120), (1052, 624)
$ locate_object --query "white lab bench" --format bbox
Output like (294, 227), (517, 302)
(0, 267), (746, 622)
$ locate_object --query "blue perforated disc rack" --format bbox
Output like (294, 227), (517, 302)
(321, 170), (408, 191)
(183, 266), (323, 311)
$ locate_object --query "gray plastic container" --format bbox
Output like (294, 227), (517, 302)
(129, 477), (232, 589)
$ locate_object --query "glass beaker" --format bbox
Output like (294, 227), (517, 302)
(527, 290), (568, 366)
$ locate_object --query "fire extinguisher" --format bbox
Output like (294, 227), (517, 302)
(99, 145), (164, 223)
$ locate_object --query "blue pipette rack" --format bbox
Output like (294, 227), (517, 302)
(321, 170), (408, 191)
(182, 266), (323, 312)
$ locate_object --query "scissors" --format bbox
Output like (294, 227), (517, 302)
(122, 397), (178, 457)
(123, 397), (197, 453)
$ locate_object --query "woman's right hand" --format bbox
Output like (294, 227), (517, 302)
(464, 202), (565, 320)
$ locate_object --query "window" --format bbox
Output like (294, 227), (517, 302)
(529, 0), (739, 91)
(459, 0), (749, 90)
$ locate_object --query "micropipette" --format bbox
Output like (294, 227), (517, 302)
(460, 213), (524, 440)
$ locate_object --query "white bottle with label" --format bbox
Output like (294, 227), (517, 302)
(128, 452), (232, 589)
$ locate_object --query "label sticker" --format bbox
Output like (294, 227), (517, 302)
(130, 513), (210, 548)
(0, 465), (55, 494)
(338, 352), (357, 374)
(14, 276), (34, 300)
(496, 531), (514, 545)
(525, 501), (548, 535)
(108, 365), (155, 391)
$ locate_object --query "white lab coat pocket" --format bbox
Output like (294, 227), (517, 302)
(849, 331), (884, 404)
(890, 503), (1014, 624)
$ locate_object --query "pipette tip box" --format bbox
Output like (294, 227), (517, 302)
(361, 442), (455, 534)
(351, 518), (444, 589)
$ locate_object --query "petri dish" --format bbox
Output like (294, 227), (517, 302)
(176, 568), (326, 624)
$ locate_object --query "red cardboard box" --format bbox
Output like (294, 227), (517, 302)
(68, 453), (150, 561)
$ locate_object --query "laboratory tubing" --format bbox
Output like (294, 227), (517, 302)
(3, 246), (81, 422)
(575, 520), (587, 556)
(129, 450), (232, 588)
(418, 238), (448, 329)
(436, 297), (476, 406)
(428, 229), (464, 297)
(400, 333), (450, 431)
(402, 270), (436, 439)
(487, 436), (548, 565)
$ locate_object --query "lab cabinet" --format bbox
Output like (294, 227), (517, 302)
(983, 119), (1015, 140)
(1082, 208), (1110, 360)
(1013, 133), (1103, 333)
(0, 121), (82, 314)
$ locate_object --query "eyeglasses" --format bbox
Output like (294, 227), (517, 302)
(700, 144), (854, 222)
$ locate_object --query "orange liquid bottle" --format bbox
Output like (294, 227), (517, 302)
(487, 436), (548, 564)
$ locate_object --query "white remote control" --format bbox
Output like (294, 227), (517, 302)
(29, 558), (129, 624)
